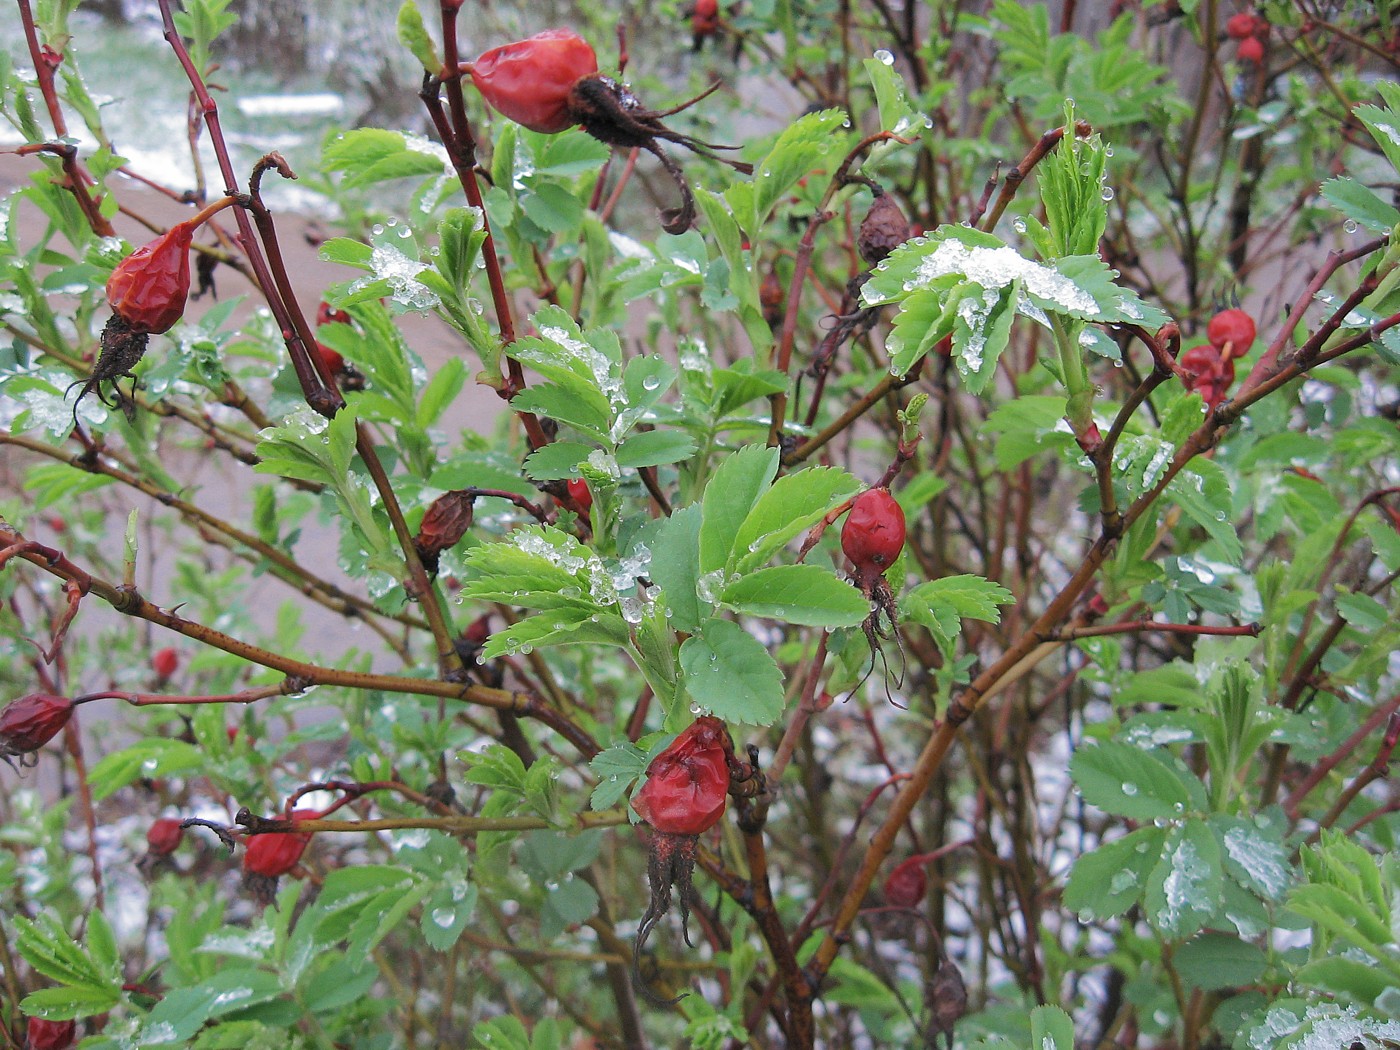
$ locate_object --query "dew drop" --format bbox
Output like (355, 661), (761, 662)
(1012, 217), (1027, 234)
(1101, 186), (1115, 202)
(1343, 218), (1359, 234)
(874, 49), (895, 65)
(1104, 146), (1114, 157)
(370, 223), (385, 236)
(397, 226), (413, 238)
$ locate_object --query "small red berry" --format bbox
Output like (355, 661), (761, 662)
(760, 269), (784, 328)
(468, 30), (599, 134)
(884, 855), (928, 908)
(1206, 308), (1256, 354)
(316, 342), (346, 374)
(1178, 344), (1236, 409)
(241, 810), (318, 906)
(631, 716), (733, 836)
(316, 300), (351, 326)
(243, 813), (316, 878)
(1235, 36), (1265, 64)
(692, 0), (720, 45)
(566, 478), (593, 512)
(1224, 12), (1261, 39)
(463, 614), (492, 646)
(106, 220), (197, 334)
(0, 694), (74, 764)
(151, 647), (179, 679)
(841, 488), (906, 575)
(146, 817), (184, 856)
(25, 1017), (76, 1050)
(47, 516), (66, 533)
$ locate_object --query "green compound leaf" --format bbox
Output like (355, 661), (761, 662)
(680, 618), (785, 726)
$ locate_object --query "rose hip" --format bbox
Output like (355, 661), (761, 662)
(566, 478), (593, 512)
(151, 647), (179, 679)
(691, 0), (720, 49)
(316, 300), (351, 326)
(631, 716), (732, 836)
(25, 1017), (76, 1050)
(1206, 307), (1256, 354)
(1235, 36), (1265, 63)
(857, 192), (912, 265)
(1225, 12), (1262, 39)
(241, 809), (318, 907)
(632, 716), (741, 999)
(884, 855), (928, 908)
(1178, 344), (1236, 409)
(146, 817), (184, 856)
(0, 694), (74, 765)
(243, 814), (316, 878)
(106, 220), (196, 334)
(841, 488), (906, 577)
(468, 30), (599, 134)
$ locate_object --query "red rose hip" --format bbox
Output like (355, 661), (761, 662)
(151, 647), (179, 679)
(316, 342), (346, 374)
(566, 478), (593, 512)
(468, 30), (599, 134)
(0, 694), (74, 764)
(243, 812), (316, 878)
(1225, 12), (1262, 39)
(884, 855), (929, 908)
(842, 488), (906, 575)
(1206, 307), (1256, 354)
(631, 716), (732, 835)
(106, 220), (197, 334)
(26, 1017), (76, 1050)
(146, 817), (185, 856)
(1235, 36), (1265, 63)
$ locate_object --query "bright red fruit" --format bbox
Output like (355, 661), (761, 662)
(692, 0), (720, 41)
(317, 300), (351, 326)
(1206, 307), (1256, 353)
(1178, 344), (1236, 409)
(1225, 12), (1261, 39)
(243, 811), (316, 878)
(0, 694), (74, 761)
(106, 220), (196, 334)
(151, 647), (179, 679)
(26, 1017), (76, 1050)
(566, 478), (593, 512)
(146, 817), (184, 856)
(1235, 36), (1265, 63)
(841, 488), (906, 575)
(884, 855), (929, 908)
(468, 30), (599, 134)
(632, 716), (732, 835)
(316, 342), (346, 374)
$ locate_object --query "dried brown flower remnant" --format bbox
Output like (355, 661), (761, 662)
(413, 490), (478, 574)
(858, 190), (912, 265)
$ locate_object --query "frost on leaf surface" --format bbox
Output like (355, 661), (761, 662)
(1245, 1004), (1400, 1050)
(860, 224), (1165, 377)
(352, 245), (440, 310)
(900, 237), (1098, 315)
(1220, 820), (1290, 900)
